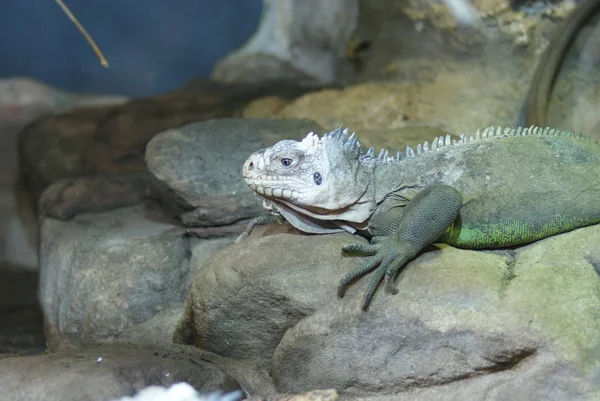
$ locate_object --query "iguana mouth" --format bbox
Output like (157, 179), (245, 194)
(244, 178), (301, 200)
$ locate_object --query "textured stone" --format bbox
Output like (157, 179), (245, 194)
(39, 203), (184, 349)
(274, 79), (521, 137)
(211, 0), (358, 85)
(0, 78), (127, 272)
(145, 118), (324, 227)
(244, 389), (338, 401)
(18, 105), (119, 202)
(0, 345), (241, 401)
(18, 81), (312, 203)
(175, 223), (600, 399)
(39, 173), (151, 220)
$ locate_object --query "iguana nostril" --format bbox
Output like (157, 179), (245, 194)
(249, 161), (254, 169)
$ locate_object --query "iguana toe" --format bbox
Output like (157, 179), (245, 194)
(342, 242), (379, 255)
(337, 251), (382, 298)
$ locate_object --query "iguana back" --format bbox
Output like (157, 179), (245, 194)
(370, 127), (600, 248)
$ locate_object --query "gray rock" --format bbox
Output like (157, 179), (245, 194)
(175, 223), (600, 400)
(0, 78), (127, 273)
(0, 344), (242, 401)
(145, 118), (324, 227)
(211, 0), (358, 86)
(39, 202), (232, 350)
(39, 173), (152, 220)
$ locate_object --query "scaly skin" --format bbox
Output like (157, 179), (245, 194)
(241, 125), (600, 311)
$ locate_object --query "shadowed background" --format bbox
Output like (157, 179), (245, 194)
(0, 0), (262, 96)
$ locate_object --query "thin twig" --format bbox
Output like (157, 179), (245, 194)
(55, 0), (109, 68)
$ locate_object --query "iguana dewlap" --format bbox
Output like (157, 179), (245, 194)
(241, 125), (600, 311)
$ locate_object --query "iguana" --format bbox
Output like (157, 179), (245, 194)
(240, 125), (600, 311)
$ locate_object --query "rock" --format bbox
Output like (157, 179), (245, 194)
(211, 0), (358, 85)
(175, 223), (600, 399)
(39, 173), (152, 220)
(18, 105), (120, 202)
(39, 201), (233, 350)
(241, 91), (454, 150)
(0, 344), (242, 401)
(145, 118), (324, 227)
(242, 96), (291, 119)
(244, 389), (338, 401)
(274, 80), (520, 137)
(18, 81), (313, 204)
(0, 78), (127, 272)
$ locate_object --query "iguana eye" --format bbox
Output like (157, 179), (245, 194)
(313, 172), (322, 185)
(281, 158), (292, 167)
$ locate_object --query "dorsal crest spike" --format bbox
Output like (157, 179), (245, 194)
(321, 124), (595, 168)
(325, 124), (345, 141)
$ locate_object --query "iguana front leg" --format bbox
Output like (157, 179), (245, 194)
(338, 185), (463, 311)
(235, 214), (285, 243)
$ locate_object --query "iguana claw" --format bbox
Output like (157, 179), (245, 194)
(338, 237), (415, 311)
(235, 214), (285, 243)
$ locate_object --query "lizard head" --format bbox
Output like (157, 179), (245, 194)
(242, 126), (373, 223)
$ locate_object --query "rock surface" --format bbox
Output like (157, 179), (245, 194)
(38, 201), (233, 350)
(0, 78), (128, 273)
(18, 81), (314, 205)
(271, 78), (519, 139)
(214, 0), (579, 134)
(175, 223), (600, 400)
(244, 389), (338, 401)
(0, 77), (130, 355)
(39, 174), (152, 220)
(211, 0), (358, 85)
(145, 118), (324, 227)
(0, 344), (242, 401)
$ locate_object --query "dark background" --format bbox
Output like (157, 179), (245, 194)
(0, 0), (262, 96)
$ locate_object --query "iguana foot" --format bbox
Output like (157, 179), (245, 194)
(338, 238), (417, 311)
(235, 214), (285, 243)
(337, 185), (463, 311)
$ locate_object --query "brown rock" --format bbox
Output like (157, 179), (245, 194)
(242, 96), (292, 119)
(275, 77), (520, 137)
